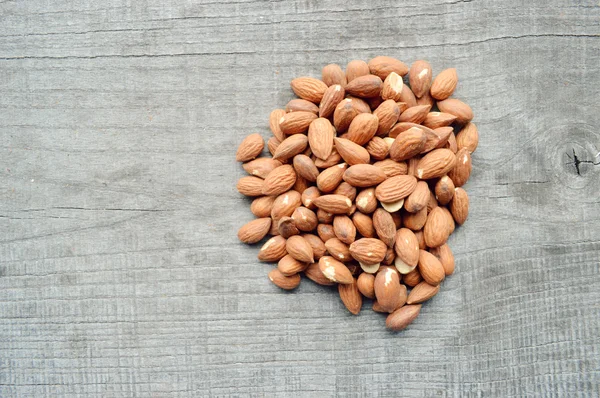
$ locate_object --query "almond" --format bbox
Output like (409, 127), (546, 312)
(402, 207), (427, 231)
(317, 209), (334, 224)
(437, 98), (473, 125)
(339, 280), (362, 315)
(423, 207), (450, 248)
(322, 64), (347, 87)
(381, 72), (404, 102)
(396, 102), (409, 113)
(333, 215), (356, 245)
(346, 113), (379, 146)
(429, 243), (455, 276)
(416, 90), (435, 107)
(272, 134), (308, 161)
(314, 149), (343, 168)
(374, 266), (403, 312)
(317, 223), (336, 242)
(343, 164), (387, 188)
(318, 256), (354, 284)
(292, 154), (319, 182)
(403, 181), (430, 213)
(430, 68), (458, 100)
(352, 211), (375, 238)
(267, 136), (281, 156)
(334, 137), (371, 165)
(388, 121), (430, 138)
(279, 111), (318, 135)
(433, 127), (454, 150)
(398, 104), (431, 124)
(408, 156), (420, 177)
(301, 186), (320, 209)
(307, 117), (335, 160)
(313, 194), (353, 214)
(446, 132), (458, 153)
(440, 206), (456, 235)
(271, 190), (302, 221)
(262, 165), (297, 196)
(407, 281), (440, 304)
(383, 247), (396, 265)
(386, 304), (421, 331)
(345, 59), (370, 83)
(357, 272), (375, 299)
(286, 98), (319, 114)
(251, 195), (276, 218)
(237, 217), (272, 244)
(373, 208), (396, 247)
(333, 98), (359, 132)
(403, 268), (422, 287)
(237, 176), (264, 197)
(355, 188), (378, 214)
(418, 250), (445, 285)
(319, 84), (345, 118)
(366, 137), (389, 160)
(269, 109), (286, 141)
(456, 122), (479, 153)
(348, 96), (372, 114)
(375, 175), (418, 203)
(399, 84), (417, 108)
(373, 159), (408, 178)
(373, 100), (400, 136)
(334, 182), (357, 201)
(344, 74), (383, 98)
(380, 198), (404, 213)
(409, 60), (432, 98)
(243, 158), (282, 179)
(360, 262), (381, 274)
(268, 268), (301, 290)
(416, 149), (457, 180)
(448, 148), (472, 187)
(236, 133), (264, 162)
(291, 206), (318, 232)
(434, 176), (455, 205)
(277, 254), (309, 276)
(316, 163), (347, 193)
(450, 187), (469, 225)
(286, 235), (314, 263)
(304, 262), (335, 286)
(394, 228), (420, 270)
(349, 238), (387, 265)
(325, 238), (352, 262)
(290, 77), (328, 103)
(422, 112), (457, 129)
(258, 235), (288, 262)
(302, 234), (327, 260)
(368, 56), (409, 79)
(389, 127), (427, 161)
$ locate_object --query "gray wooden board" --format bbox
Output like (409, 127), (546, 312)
(1, 0), (599, 396)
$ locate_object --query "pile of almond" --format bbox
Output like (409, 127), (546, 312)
(236, 56), (478, 331)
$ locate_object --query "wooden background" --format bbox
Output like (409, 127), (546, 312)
(1, 0), (599, 396)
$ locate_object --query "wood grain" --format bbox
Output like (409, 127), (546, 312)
(1, 0), (599, 396)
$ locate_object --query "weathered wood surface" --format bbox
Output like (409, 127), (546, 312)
(1, 0), (599, 396)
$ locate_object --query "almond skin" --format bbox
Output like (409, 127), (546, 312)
(430, 68), (458, 100)
(374, 266), (402, 313)
(389, 127), (427, 161)
(348, 96), (372, 114)
(293, 154), (319, 182)
(433, 127), (454, 150)
(322, 64), (347, 87)
(308, 117), (335, 160)
(381, 72), (404, 101)
(237, 176), (265, 197)
(344, 75), (383, 98)
(278, 254), (309, 276)
(352, 211), (375, 238)
(394, 228), (420, 269)
(399, 84), (417, 108)
(398, 104), (431, 124)
(302, 234), (327, 260)
(269, 109), (286, 141)
(315, 150), (343, 168)
(251, 196), (276, 218)
(334, 182), (357, 201)
(437, 98), (473, 125)
(319, 84), (345, 118)
(403, 268), (422, 287)
(262, 165), (297, 196)
(416, 149), (457, 180)
(373, 159), (408, 178)
(429, 243), (455, 276)
(368, 56), (409, 79)
(450, 187), (469, 225)
(373, 100), (400, 136)
(435, 176), (455, 205)
(271, 190), (302, 221)
(446, 133), (458, 153)
(409, 60), (432, 98)
(291, 206), (318, 232)
(237, 217), (272, 244)
(333, 98), (359, 132)
(318, 256), (354, 284)
(448, 148), (472, 187)
(290, 77), (328, 103)
(343, 164), (387, 188)
(313, 194), (353, 214)
(422, 112), (457, 129)
(325, 238), (352, 262)
(339, 280), (362, 315)
(279, 111), (318, 135)
(301, 186), (320, 210)
(423, 207), (450, 248)
(349, 238), (387, 265)
(366, 137), (390, 160)
(407, 281), (440, 304)
(373, 208), (396, 248)
(236, 133), (264, 162)
(403, 181), (430, 213)
(334, 137), (371, 165)
(386, 304), (421, 331)
(286, 98), (319, 114)
(456, 122), (479, 153)
(402, 207), (427, 231)
(278, 215), (299, 238)
(286, 235), (314, 263)
(346, 59), (370, 83)
(267, 136), (281, 156)
(304, 262), (335, 286)
(269, 268), (301, 290)
(317, 163), (347, 193)
(357, 272), (376, 299)
(347, 113), (379, 146)
(258, 235), (288, 262)
(317, 223), (336, 242)
(273, 134), (308, 161)
(418, 250), (445, 285)
(375, 175), (418, 203)
(333, 215), (356, 245)
(243, 158), (282, 179)
(355, 188), (378, 214)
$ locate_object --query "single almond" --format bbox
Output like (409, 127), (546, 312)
(389, 127), (427, 161)
(399, 84), (417, 107)
(409, 60), (432, 98)
(237, 217), (272, 244)
(267, 136), (281, 156)
(422, 112), (457, 129)
(373, 208), (396, 247)
(333, 98), (359, 132)
(416, 90), (435, 107)
(286, 235), (314, 263)
(429, 243), (455, 276)
(434, 175), (455, 205)
(325, 238), (352, 262)
(404, 181), (430, 213)
(357, 272), (376, 299)
(291, 206), (318, 232)
(448, 148), (472, 187)
(317, 223), (336, 242)
(304, 262), (335, 286)
(407, 281), (440, 304)
(313, 194), (353, 214)
(388, 121), (432, 138)
(355, 187), (378, 214)
(290, 77), (328, 103)
(347, 96), (372, 114)
(333, 215), (356, 245)
(279, 111), (318, 135)
(262, 165), (297, 196)
(433, 127), (454, 149)
(374, 266), (402, 313)
(346, 113), (379, 145)
(383, 246), (396, 265)
(292, 154), (319, 182)
(258, 235), (288, 262)
(394, 227), (420, 270)
(345, 59), (370, 83)
(277, 216), (299, 238)
(314, 149), (343, 168)
(334, 137), (371, 165)
(386, 304), (421, 331)
(373, 100), (400, 136)
(343, 164), (387, 188)
(322, 63), (347, 87)
(440, 206), (456, 235)
(344, 74), (383, 98)
(316, 163), (347, 193)
(243, 158), (282, 179)
(236, 133), (264, 162)
(302, 234), (327, 260)
(301, 186), (320, 210)
(446, 132), (458, 153)
(407, 156), (420, 177)
(368, 56), (409, 79)
(251, 195), (276, 218)
(271, 190), (302, 221)
(319, 84), (345, 118)
(352, 211), (375, 238)
(365, 137), (390, 160)
(286, 98), (319, 114)
(272, 134), (308, 161)
(416, 148), (457, 180)
(373, 159), (408, 178)
(339, 280), (362, 315)
(268, 269), (301, 290)
(456, 122), (479, 153)
(307, 117), (335, 160)
(317, 209), (334, 224)
(381, 72), (404, 101)
(418, 250), (445, 285)
(269, 109), (286, 141)
(403, 268), (422, 287)
(450, 187), (469, 225)
(423, 207), (450, 248)
(237, 176), (264, 197)
(437, 98), (473, 125)
(430, 68), (458, 100)
(398, 104), (431, 124)
(402, 206), (427, 231)
(349, 238), (387, 265)
(278, 254), (309, 276)
(318, 256), (354, 284)
(375, 175), (418, 203)
(334, 182), (357, 201)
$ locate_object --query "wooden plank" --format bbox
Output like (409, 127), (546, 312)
(0, 0), (599, 396)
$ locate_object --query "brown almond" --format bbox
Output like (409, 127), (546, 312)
(318, 256), (354, 284)
(357, 272), (375, 299)
(408, 156), (420, 177)
(307, 117), (335, 160)
(251, 196), (276, 218)
(440, 206), (456, 235)
(402, 207), (427, 231)
(368, 56), (409, 79)
(366, 137), (389, 160)
(333, 215), (356, 245)
(317, 209), (334, 224)
(339, 280), (362, 315)
(434, 176), (455, 205)
(346, 59), (370, 83)
(317, 163), (347, 193)
(373, 208), (396, 248)
(278, 254), (309, 276)
(348, 96), (372, 114)
(394, 228), (420, 271)
(430, 68), (458, 100)
(319, 84), (345, 118)
(374, 266), (402, 313)
(278, 216), (299, 238)
(343, 164), (387, 188)
(258, 235), (288, 262)
(407, 282), (440, 304)
(416, 90), (435, 107)
(315, 149), (343, 168)
(373, 100), (400, 136)
(279, 111), (318, 135)
(236, 133), (264, 162)
(313, 194), (353, 214)
(418, 250), (445, 285)
(262, 165), (297, 196)
(423, 112), (457, 129)
(375, 175), (418, 203)
(334, 182), (357, 201)
(388, 121), (431, 138)
(325, 238), (352, 262)
(450, 187), (469, 225)
(304, 262), (335, 286)
(403, 268), (422, 287)
(267, 136), (281, 156)
(301, 186), (320, 210)
(292, 154), (319, 182)
(397, 102), (409, 113)
(433, 127), (454, 149)
(291, 206), (318, 232)
(237, 217), (272, 244)
(373, 159), (408, 178)
(333, 137), (370, 166)
(456, 122), (479, 153)
(286, 98), (319, 114)
(446, 132), (458, 153)
(383, 247), (396, 265)
(437, 98), (473, 125)
(352, 211), (375, 238)
(399, 84), (417, 108)
(386, 304), (421, 331)
(333, 98), (359, 132)
(272, 134), (308, 161)
(346, 113), (379, 146)
(404, 181), (430, 213)
(430, 243), (455, 276)
(286, 235), (314, 263)
(448, 148), (472, 187)
(269, 109), (286, 141)
(398, 104), (431, 124)
(381, 72), (404, 101)
(416, 149), (457, 180)
(243, 158), (282, 179)
(268, 268), (301, 290)
(271, 190), (302, 221)
(237, 176), (264, 197)
(349, 238), (387, 265)
(302, 234), (327, 260)
(409, 60), (432, 98)
(423, 207), (450, 248)
(355, 188), (378, 214)
(290, 77), (328, 103)
(389, 127), (427, 161)
(322, 64), (347, 87)
(344, 74), (383, 98)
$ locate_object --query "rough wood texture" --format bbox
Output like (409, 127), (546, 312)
(1, 0), (599, 396)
